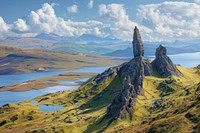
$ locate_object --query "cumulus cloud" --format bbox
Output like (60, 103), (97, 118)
(98, 4), (141, 40)
(88, 0), (94, 9)
(20, 3), (106, 37)
(0, 17), (9, 31)
(14, 19), (29, 32)
(1, 1), (200, 42)
(0, 17), (10, 38)
(67, 5), (78, 13)
(137, 1), (200, 41)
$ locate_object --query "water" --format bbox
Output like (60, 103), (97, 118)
(58, 78), (89, 85)
(39, 105), (64, 112)
(169, 52), (200, 68)
(0, 67), (108, 107)
(0, 53), (199, 107)
(0, 85), (79, 107)
(58, 80), (78, 85)
(0, 66), (109, 87)
(148, 52), (200, 68)
(31, 100), (64, 112)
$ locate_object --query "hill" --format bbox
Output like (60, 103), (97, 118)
(0, 46), (121, 74)
(0, 27), (199, 133)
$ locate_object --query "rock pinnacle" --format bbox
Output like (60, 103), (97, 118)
(132, 26), (144, 57)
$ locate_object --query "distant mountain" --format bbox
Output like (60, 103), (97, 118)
(1, 33), (200, 56)
(35, 33), (68, 42)
(34, 33), (123, 45)
(104, 43), (198, 57)
(73, 34), (122, 44)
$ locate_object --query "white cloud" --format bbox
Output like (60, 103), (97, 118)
(194, 0), (200, 4)
(98, 4), (141, 40)
(2, 1), (200, 42)
(0, 17), (9, 32)
(14, 19), (29, 32)
(88, 0), (94, 9)
(0, 17), (10, 38)
(67, 5), (78, 13)
(137, 1), (200, 41)
(93, 27), (107, 37)
(21, 3), (106, 37)
(51, 3), (59, 7)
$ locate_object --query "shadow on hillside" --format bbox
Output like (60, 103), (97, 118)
(78, 76), (123, 132)
(78, 76), (123, 114)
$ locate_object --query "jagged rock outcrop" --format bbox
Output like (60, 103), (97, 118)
(90, 28), (181, 123)
(152, 45), (181, 77)
(132, 26), (144, 57)
(105, 56), (152, 120)
(103, 27), (153, 120)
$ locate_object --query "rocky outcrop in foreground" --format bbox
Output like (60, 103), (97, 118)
(83, 27), (182, 126)
(105, 57), (152, 120)
(104, 28), (181, 121)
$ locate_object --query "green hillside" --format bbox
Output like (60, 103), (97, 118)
(0, 27), (199, 133)
(0, 64), (199, 133)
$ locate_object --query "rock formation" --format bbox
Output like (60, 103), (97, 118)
(85, 27), (181, 123)
(105, 56), (152, 120)
(152, 45), (182, 77)
(104, 27), (153, 120)
(132, 26), (144, 57)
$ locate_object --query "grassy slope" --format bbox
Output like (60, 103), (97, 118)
(0, 66), (199, 133)
(0, 46), (121, 74)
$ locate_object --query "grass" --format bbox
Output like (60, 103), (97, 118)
(0, 63), (199, 132)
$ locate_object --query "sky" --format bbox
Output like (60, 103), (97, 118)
(0, 0), (200, 42)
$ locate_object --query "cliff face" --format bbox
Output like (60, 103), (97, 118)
(79, 27), (182, 130)
(105, 57), (152, 120)
(152, 45), (182, 77)
(104, 26), (153, 120)
(104, 28), (182, 121)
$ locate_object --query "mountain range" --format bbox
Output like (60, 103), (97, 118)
(0, 33), (199, 56)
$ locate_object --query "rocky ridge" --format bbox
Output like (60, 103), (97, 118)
(90, 27), (182, 123)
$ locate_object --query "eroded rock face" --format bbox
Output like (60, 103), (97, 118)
(105, 57), (152, 120)
(152, 45), (181, 77)
(132, 26), (144, 57)
(98, 29), (180, 122)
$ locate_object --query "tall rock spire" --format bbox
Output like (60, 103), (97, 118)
(132, 26), (144, 57)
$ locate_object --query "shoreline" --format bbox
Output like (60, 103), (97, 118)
(0, 72), (97, 92)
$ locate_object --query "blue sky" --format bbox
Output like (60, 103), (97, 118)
(0, 0), (200, 42)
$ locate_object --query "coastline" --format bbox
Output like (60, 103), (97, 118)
(0, 72), (96, 92)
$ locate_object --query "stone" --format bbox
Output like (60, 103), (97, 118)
(82, 27), (181, 123)
(152, 45), (182, 77)
(0, 120), (7, 126)
(105, 56), (152, 120)
(10, 115), (18, 122)
(132, 26), (144, 57)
